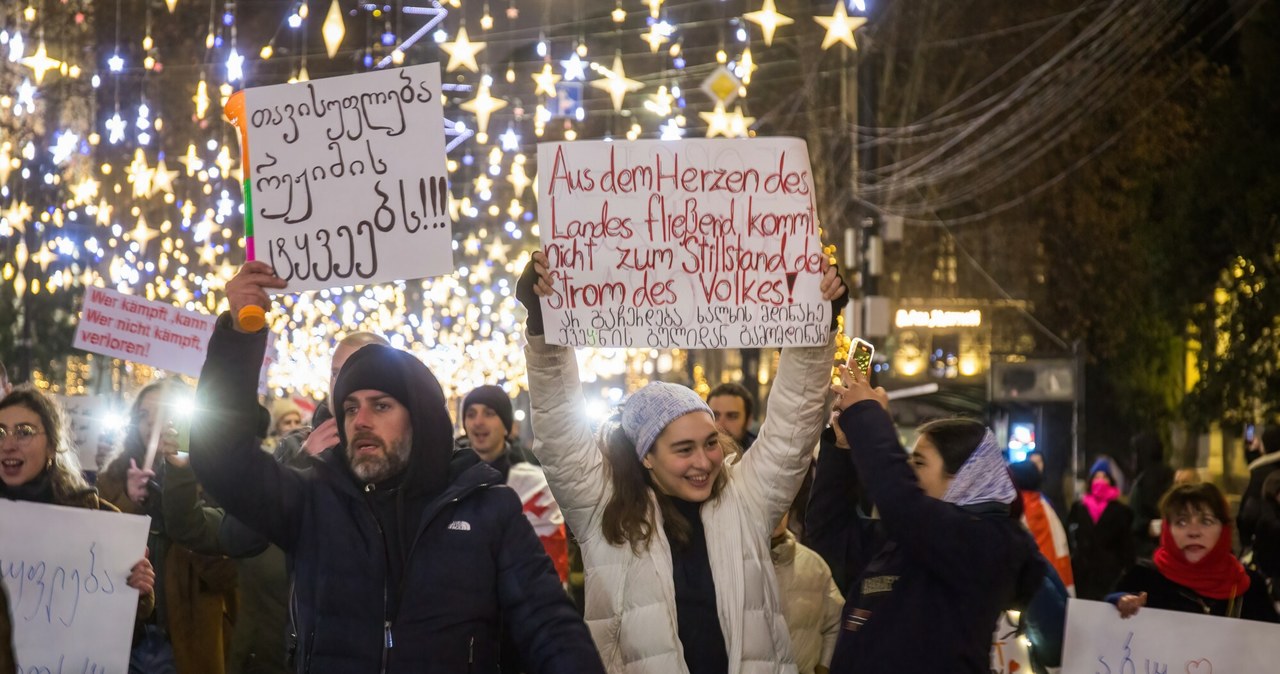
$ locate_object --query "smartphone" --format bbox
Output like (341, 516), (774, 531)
(849, 338), (875, 378)
(1245, 424), (1256, 444)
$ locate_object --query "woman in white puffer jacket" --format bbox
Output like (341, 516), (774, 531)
(517, 252), (846, 674)
(770, 514), (844, 674)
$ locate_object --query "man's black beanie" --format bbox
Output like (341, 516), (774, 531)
(463, 385), (514, 435)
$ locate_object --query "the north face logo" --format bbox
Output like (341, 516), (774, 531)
(447, 521), (472, 531)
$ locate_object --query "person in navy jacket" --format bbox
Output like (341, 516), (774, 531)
(822, 364), (1043, 674)
(190, 262), (603, 674)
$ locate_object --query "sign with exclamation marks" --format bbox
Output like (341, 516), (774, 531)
(235, 62), (454, 293)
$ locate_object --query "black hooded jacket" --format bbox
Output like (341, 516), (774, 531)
(190, 314), (603, 673)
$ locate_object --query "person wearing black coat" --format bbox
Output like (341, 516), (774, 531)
(1238, 426), (1280, 548)
(1068, 458), (1135, 600)
(1250, 471), (1280, 597)
(1128, 432), (1174, 559)
(805, 419), (878, 596)
(190, 262), (604, 674)
(1110, 482), (1278, 623)
(823, 366), (1044, 674)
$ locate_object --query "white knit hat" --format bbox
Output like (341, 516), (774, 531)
(620, 382), (714, 460)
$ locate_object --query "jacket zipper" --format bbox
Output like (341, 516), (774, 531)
(468, 636), (475, 673)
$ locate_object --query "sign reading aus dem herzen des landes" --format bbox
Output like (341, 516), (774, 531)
(240, 63), (453, 293)
(536, 138), (829, 349)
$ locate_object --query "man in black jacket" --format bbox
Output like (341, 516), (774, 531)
(190, 262), (604, 673)
(1239, 426), (1280, 548)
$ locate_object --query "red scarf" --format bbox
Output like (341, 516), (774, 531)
(1152, 521), (1251, 600)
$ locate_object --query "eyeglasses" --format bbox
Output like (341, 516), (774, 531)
(0, 424), (45, 445)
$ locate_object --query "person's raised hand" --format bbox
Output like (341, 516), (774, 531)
(831, 363), (889, 414)
(818, 261), (850, 330)
(126, 458), (156, 506)
(515, 251), (553, 336)
(226, 261), (287, 333)
(1116, 592), (1146, 619)
(301, 417), (339, 457)
(127, 550), (156, 595)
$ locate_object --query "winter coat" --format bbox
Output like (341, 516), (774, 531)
(769, 531), (843, 674)
(1020, 491), (1074, 595)
(1067, 499), (1135, 600)
(804, 429), (876, 597)
(524, 333), (836, 674)
(1129, 466), (1174, 559)
(162, 460), (289, 674)
(826, 401), (1043, 674)
(1238, 452), (1280, 546)
(1110, 560), (1280, 622)
(1251, 499), (1280, 593)
(191, 315), (603, 674)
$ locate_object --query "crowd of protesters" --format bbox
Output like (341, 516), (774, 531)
(3, 255), (1280, 674)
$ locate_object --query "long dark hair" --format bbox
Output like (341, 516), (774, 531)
(599, 417), (730, 553)
(917, 417), (987, 475)
(104, 378), (187, 480)
(0, 385), (93, 506)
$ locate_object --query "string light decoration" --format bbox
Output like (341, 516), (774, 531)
(0, 0), (879, 402)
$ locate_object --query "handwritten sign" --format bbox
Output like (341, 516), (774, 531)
(0, 499), (149, 674)
(1062, 598), (1280, 673)
(74, 286), (275, 389)
(990, 611), (1033, 674)
(240, 63), (452, 293)
(536, 138), (829, 349)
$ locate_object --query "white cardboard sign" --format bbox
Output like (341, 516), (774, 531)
(1062, 598), (1280, 673)
(1, 500), (150, 674)
(73, 286), (274, 389)
(535, 138), (829, 349)
(242, 63), (453, 293)
(57, 395), (111, 472)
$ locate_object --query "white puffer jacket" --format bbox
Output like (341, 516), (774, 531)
(526, 333), (835, 674)
(769, 530), (844, 674)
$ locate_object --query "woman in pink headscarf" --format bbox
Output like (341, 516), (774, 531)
(1067, 457), (1135, 599)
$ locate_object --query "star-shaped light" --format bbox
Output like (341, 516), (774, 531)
(815, 2), (867, 50)
(151, 158), (179, 195)
(660, 118), (685, 140)
(560, 53), (587, 81)
(71, 177), (100, 205)
(647, 0), (663, 19)
(322, 0), (346, 59)
(591, 54), (643, 112)
(532, 63), (561, 97)
(644, 85), (675, 116)
(499, 128), (521, 152)
(463, 234), (482, 256)
(199, 240), (219, 266)
(486, 238), (511, 263)
(226, 49), (244, 82)
(641, 22), (671, 53)
(441, 27), (486, 73)
(744, 0), (794, 47)
(14, 79), (35, 115)
(178, 144), (204, 176)
(105, 113), (127, 144)
(3, 202), (33, 236)
(50, 131), (79, 165)
(128, 215), (159, 248)
(507, 162), (531, 198)
(470, 263), (493, 286)
(194, 80), (210, 119)
(460, 80), (507, 143)
(108, 54), (125, 72)
(95, 199), (113, 226)
(700, 103), (755, 138)
(127, 149), (155, 198)
(20, 41), (62, 85)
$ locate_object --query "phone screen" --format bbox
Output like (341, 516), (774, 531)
(1246, 424), (1256, 444)
(849, 338), (875, 378)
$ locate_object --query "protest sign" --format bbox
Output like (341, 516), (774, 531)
(1, 500), (149, 674)
(236, 62), (453, 293)
(73, 285), (275, 389)
(535, 138), (829, 349)
(1062, 598), (1280, 673)
(990, 611), (1033, 674)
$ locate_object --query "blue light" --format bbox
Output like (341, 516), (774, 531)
(381, 32), (396, 46)
(222, 12), (234, 26)
(288, 14), (303, 28)
(673, 57), (685, 69)
(363, 54), (374, 67)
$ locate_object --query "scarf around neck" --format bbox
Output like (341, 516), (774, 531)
(1153, 523), (1250, 600)
(1082, 480), (1119, 523)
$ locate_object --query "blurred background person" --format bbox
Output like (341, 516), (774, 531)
(1068, 457), (1134, 600)
(1239, 427), (1280, 551)
(1128, 432), (1175, 560)
(706, 382), (757, 453)
(770, 508), (843, 674)
(1010, 460), (1074, 596)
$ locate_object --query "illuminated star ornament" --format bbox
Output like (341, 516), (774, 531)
(460, 80), (507, 143)
(531, 63), (561, 97)
(744, 0), (794, 47)
(105, 113), (128, 143)
(127, 149), (156, 198)
(441, 27), (487, 73)
(20, 41), (63, 85)
(591, 54), (644, 112)
(815, 2), (867, 50)
(700, 103), (755, 138)
(560, 53), (587, 81)
(322, 0), (346, 58)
